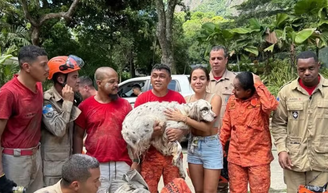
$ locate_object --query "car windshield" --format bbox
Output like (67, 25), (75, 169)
(150, 80), (176, 91)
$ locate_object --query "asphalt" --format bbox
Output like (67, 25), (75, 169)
(157, 147), (287, 193)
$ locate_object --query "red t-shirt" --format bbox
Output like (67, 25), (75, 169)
(134, 89), (186, 155)
(0, 76), (43, 148)
(298, 76), (320, 95)
(134, 89), (186, 107)
(75, 97), (132, 165)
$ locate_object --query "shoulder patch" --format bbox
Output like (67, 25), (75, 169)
(42, 104), (54, 118)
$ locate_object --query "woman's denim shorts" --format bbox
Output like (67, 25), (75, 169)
(187, 134), (223, 169)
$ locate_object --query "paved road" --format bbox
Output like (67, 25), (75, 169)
(158, 149), (287, 192)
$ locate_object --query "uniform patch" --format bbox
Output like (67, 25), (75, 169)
(292, 111), (298, 119)
(42, 104), (54, 118)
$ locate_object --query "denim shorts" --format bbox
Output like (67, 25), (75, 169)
(187, 134), (223, 169)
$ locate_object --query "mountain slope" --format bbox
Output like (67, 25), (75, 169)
(182, 0), (245, 16)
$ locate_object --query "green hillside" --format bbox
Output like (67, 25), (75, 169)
(182, 0), (245, 16)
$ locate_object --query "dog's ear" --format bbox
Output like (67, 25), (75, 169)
(189, 100), (201, 121)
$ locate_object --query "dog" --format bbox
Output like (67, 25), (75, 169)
(122, 99), (217, 178)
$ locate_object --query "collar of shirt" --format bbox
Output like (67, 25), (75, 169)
(290, 74), (328, 97)
(50, 86), (64, 102)
(209, 69), (230, 82)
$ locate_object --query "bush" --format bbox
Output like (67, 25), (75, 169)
(0, 48), (19, 87)
(261, 59), (297, 97)
(320, 67), (328, 78)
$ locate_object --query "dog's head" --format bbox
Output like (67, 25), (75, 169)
(188, 99), (217, 122)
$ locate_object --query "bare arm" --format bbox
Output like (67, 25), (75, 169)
(165, 95), (222, 132)
(187, 95), (221, 132)
(73, 125), (85, 154)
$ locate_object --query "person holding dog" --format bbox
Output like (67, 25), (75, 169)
(272, 51), (328, 193)
(165, 66), (223, 193)
(220, 72), (278, 193)
(133, 63), (187, 193)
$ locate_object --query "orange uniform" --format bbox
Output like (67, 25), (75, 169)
(220, 82), (278, 193)
(140, 147), (181, 193)
(160, 178), (192, 193)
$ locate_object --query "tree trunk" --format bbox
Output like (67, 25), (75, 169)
(31, 27), (40, 46)
(129, 50), (136, 78)
(316, 46), (319, 58)
(154, 0), (178, 74)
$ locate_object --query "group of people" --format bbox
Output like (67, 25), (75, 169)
(0, 44), (327, 193)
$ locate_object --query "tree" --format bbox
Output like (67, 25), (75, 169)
(233, 0), (297, 23)
(177, 11), (228, 66)
(0, 25), (31, 54)
(20, 0), (80, 45)
(154, 0), (182, 73)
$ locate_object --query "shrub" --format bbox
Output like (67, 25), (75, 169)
(261, 59), (297, 97)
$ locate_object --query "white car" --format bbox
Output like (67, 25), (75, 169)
(118, 75), (194, 107)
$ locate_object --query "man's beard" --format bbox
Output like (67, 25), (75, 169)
(109, 94), (118, 101)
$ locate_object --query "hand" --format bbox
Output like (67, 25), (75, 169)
(252, 73), (261, 83)
(278, 151), (293, 170)
(166, 128), (184, 142)
(151, 121), (164, 138)
(130, 162), (140, 172)
(164, 108), (185, 122)
(0, 175), (17, 193)
(62, 84), (74, 102)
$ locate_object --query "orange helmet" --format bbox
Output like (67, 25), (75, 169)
(48, 55), (84, 80)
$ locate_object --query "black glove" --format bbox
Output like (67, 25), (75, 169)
(0, 175), (17, 193)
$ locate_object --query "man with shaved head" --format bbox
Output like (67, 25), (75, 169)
(73, 67), (132, 193)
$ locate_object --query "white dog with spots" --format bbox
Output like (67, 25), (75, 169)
(121, 99), (216, 178)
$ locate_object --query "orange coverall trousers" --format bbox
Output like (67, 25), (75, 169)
(229, 162), (270, 193)
(141, 147), (181, 193)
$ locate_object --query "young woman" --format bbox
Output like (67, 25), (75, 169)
(165, 66), (223, 193)
(220, 72), (278, 193)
